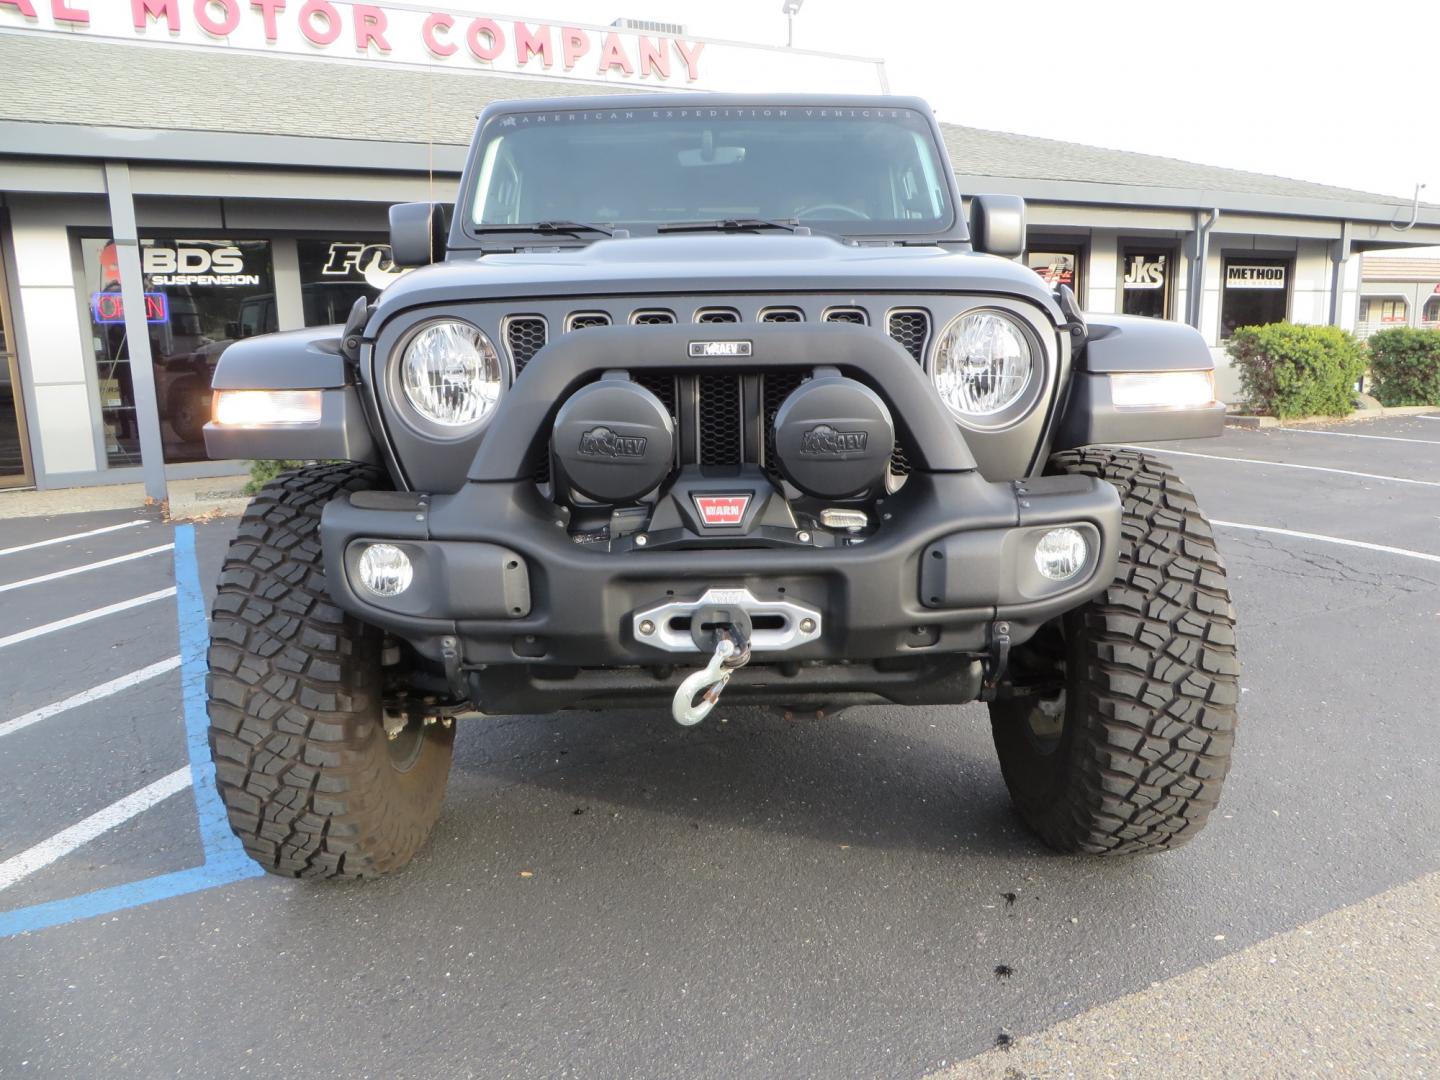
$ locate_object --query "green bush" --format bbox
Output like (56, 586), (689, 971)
(244, 459), (305, 495)
(1366, 327), (1440, 406)
(1226, 322), (1366, 418)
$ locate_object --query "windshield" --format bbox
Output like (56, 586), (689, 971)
(470, 106), (954, 237)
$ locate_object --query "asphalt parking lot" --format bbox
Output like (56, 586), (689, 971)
(2, 415), (1439, 1079)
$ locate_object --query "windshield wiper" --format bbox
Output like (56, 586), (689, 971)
(656, 218), (807, 234)
(472, 220), (615, 237)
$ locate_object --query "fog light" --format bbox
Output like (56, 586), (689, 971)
(357, 543), (412, 597)
(1034, 528), (1088, 581)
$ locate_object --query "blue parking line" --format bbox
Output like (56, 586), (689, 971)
(0, 523), (263, 938)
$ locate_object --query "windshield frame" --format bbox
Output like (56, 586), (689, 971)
(449, 94), (970, 251)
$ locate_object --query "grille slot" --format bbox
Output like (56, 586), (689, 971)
(566, 312), (612, 331)
(634, 373), (679, 425)
(761, 371), (808, 476)
(504, 316), (547, 374)
(823, 307), (867, 325)
(886, 309), (931, 363)
(759, 307), (803, 323)
(697, 374), (743, 465)
(695, 308), (740, 324)
(631, 310), (676, 325)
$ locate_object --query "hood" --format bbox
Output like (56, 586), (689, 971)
(370, 234), (1063, 323)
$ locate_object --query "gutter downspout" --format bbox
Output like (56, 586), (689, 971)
(1327, 221), (1353, 327)
(1185, 208), (1220, 331)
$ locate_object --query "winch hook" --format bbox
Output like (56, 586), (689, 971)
(672, 628), (750, 726)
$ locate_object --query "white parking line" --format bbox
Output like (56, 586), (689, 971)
(0, 587), (177, 650)
(1416, 415), (1440, 421)
(1126, 446), (1440, 487)
(0, 656), (182, 740)
(0, 543), (174, 594)
(0, 520), (149, 558)
(0, 767), (192, 892)
(1284, 428), (1440, 446)
(1212, 520), (1440, 565)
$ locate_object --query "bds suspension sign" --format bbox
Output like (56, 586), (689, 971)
(0, 1), (882, 89)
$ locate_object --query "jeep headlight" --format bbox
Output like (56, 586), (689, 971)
(931, 310), (1034, 418)
(400, 319), (502, 427)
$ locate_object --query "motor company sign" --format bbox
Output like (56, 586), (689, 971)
(0, 1), (794, 86)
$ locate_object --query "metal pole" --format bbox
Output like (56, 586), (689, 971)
(786, 14), (793, 46)
(103, 162), (168, 505)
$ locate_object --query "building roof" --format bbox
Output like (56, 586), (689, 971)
(1362, 254), (1440, 281)
(1, 33), (1436, 225)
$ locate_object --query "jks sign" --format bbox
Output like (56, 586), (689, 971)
(1123, 253), (1167, 290)
(0, 1), (707, 82)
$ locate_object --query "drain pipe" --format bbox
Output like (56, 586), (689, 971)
(1185, 208), (1220, 330)
(1327, 222), (1353, 327)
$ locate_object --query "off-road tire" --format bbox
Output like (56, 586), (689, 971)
(207, 462), (454, 879)
(989, 448), (1239, 854)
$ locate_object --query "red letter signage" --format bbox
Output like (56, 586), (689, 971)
(131, 0), (178, 31)
(249, 0), (282, 41)
(422, 11), (455, 56)
(193, 0), (239, 36)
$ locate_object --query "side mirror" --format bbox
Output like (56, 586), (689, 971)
(969, 194), (1026, 258)
(389, 202), (450, 268)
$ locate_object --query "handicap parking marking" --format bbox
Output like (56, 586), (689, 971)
(0, 768), (193, 891)
(0, 587), (177, 649)
(0, 656), (181, 740)
(0, 542), (175, 593)
(0, 519), (150, 558)
(0, 524), (262, 939)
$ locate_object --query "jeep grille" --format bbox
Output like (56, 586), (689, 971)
(886, 309), (931, 364)
(504, 316), (548, 374)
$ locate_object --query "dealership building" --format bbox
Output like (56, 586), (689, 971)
(2, 5), (1439, 495)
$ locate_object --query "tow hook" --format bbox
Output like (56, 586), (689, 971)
(672, 627), (751, 726)
(981, 620), (1012, 700)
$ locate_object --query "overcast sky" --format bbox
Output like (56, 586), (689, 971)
(443, 0), (1436, 205)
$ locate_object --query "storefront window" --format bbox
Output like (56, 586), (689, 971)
(1220, 257), (1289, 339)
(1119, 246), (1175, 319)
(1026, 246), (1084, 301)
(82, 237), (274, 465)
(1423, 296), (1440, 325)
(0, 236), (31, 486)
(296, 239), (405, 326)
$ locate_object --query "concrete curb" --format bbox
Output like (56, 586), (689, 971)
(1227, 403), (1438, 430)
(0, 478), (252, 522)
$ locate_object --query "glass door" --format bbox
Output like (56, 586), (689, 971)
(0, 236), (34, 488)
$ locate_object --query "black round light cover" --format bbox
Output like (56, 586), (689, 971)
(552, 377), (674, 503)
(771, 374), (895, 498)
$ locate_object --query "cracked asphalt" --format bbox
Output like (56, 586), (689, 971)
(2, 413), (1438, 1079)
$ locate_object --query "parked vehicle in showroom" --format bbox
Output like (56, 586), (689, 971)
(204, 94), (1238, 879)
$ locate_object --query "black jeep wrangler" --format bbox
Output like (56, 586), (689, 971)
(204, 95), (1238, 879)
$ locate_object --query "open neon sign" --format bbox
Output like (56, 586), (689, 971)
(91, 291), (169, 324)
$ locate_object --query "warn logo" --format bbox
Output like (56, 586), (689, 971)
(800, 425), (868, 456)
(692, 494), (751, 527)
(578, 427), (647, 459)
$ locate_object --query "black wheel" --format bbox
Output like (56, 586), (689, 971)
(166, 377), (209, 444)
(989, 448), (1239, 854)
(206, 462), (454, 879)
